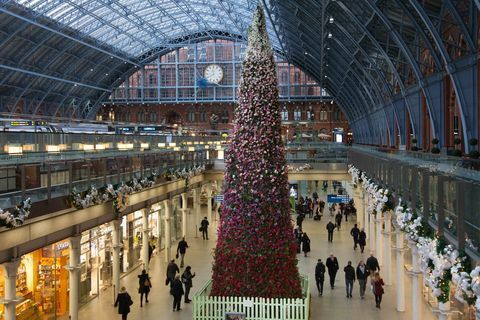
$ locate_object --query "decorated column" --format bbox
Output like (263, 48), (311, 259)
(355, 188), (364, 229)
(2, 259), (20, 320)
(156, 206), (162, 250)
(181, 192), (188, 238)
(395, 229), (406, 311)
(111, 218), (122, 297)
(210, 5), (302, 298)
(376, 215), (383, 265)
(410, 241), (422, 320)
(383, 211), (392, 284)
(369, 209), (376, 250)
(192, 188), (201, 238)
(141, 207), (151, 272)
(164, 199), (172, 262)
(364, 194), (369, 239)
(206, 185), (213, 223)
(68, 235), (81, 320)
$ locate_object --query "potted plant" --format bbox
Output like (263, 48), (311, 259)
(453, 138), (462, 157)
(431, 138), (440, 154)
(411, 138), (418, 151)
(468, 138), (479, 159)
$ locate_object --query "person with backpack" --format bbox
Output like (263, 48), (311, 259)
(114, 286), (133, 320)
(138, 269), (151, 307)
(181, 266), (196, 303)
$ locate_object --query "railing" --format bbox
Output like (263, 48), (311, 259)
(286, 141), (347, 163)
(193, 275), (310, 320)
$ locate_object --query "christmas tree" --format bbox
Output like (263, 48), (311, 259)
(210, 5), (302, 298)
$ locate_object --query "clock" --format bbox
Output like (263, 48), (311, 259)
(204, 64), (224, 84)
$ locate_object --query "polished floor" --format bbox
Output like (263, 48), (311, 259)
(77, 207), (435, 320)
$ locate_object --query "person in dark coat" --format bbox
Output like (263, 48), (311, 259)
(171, 274), (184, 311)
(114, 286), (132, 320)
(200, 217), (209, 240)
(335, 212), (343, 230)
(181, 266), (196, 303)
(148, 243), (155, 262)
(358, 229), (367, 253)
(372, 272), (385, 309)
(138, 269), (151, 307)
(326, 221), (335, 242)
(325, 253), (339, 289)
(166, 259), (179, 287)
(350, 224), (360, 250)
(296, 212), (305, 229)
(301, 233), (311, 257)
(344, 261), (356, 298)
(356, 260), (369, 299)
(176, 237), (189, 268)
(315, 259), (326, 296)
(366, 252), (380, 274)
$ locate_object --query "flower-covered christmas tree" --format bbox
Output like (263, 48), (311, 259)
(210, 5), (302, 298)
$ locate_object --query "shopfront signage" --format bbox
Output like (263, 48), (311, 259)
(214, 194), (224, 203)
(327, 194), (350, 203)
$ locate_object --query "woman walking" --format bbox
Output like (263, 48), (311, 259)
(138, 269), (151, 307)
(301, 232), (311, 257)
(114, 286), (133, 320)
(181, 266), (196, 303)
(372, 272), (385, 309)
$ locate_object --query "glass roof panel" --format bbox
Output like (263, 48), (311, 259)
(13, 0), (276, 56)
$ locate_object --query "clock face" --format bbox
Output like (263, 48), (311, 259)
(204, 64), (224, 84)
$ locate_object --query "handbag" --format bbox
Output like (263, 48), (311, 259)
(144, 278), (151, 287)
(128, 295), (133, 306)
(165, 277), (170, 286)
(176, 253), (179, 259)
(199, 227), (203, 232)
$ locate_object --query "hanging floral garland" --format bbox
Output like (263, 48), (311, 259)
(0, 198), (32, 228)
(166, 164), (206, 191)
(286, 163), (313, 172)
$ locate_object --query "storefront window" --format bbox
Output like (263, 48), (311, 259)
(121, 212), (143, 273)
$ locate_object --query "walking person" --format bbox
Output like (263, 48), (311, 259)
(315, 259), (326, 296)
(350, 224), (360, 250)
(200, 217), (209, 240)
(326, 253), (339, 289)
(166, 259), (180, 287)
(301, 232), (311, 257)
(366, 252), (380, 274)
(356, 260), (369, 299)
(176, 237), (189, 268)
(326, 221), (335, 242)
(344, 261), (356, 298)
(372, 272), (385, 309)
(114, 286), (133, 320)
(335, 211), (343, 231)
(171, 274), (184, 312)
(181, 266), (196, 303)
(358, 228), (367, 253)
(138, 269), (151, 307)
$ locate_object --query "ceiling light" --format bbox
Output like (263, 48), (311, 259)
(329, 17), (334, 23)
(328, 32), (332, 38)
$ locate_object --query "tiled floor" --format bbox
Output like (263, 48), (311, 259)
(78, 207), (436, 320)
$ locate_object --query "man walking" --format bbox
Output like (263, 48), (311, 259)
(326, 253), (339, 289)
(200, 217), (209, 240)
(166, 259), (179, 287)
(358, 228), (367, 253)
(315, 259), (326, 296)
(326, 221), (335, 242)
(176, 237), (189, 268)
(350, 224), (360, 250)
(356, 260), (369, 299)
(366, 252), (381, 274)
(344, 261), (356, 298)
(335, 211), (343, 231)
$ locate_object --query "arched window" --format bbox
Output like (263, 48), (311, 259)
(320, 110), (328, 121)
(150, 112), (157, 123)
(294, 109), (302, 121)
(333, 109), (340, 121)
(220, 110), (229, 123)
(137, 112), (145, 122)
(199, 110), (206, 122)
(281, 108), (289, 121)
(188, 111), (195, 122)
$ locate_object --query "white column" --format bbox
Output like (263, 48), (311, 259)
(355, 189), (364, 229)
(369, 210), (375, 250)
(68, 235), (81, 320)
(410, 241), (422, 320)
(164, 199), (172, 263)
(375, 215), (383, 265)
(395, 230), (405, 312)
(192, 188), (201, 238)
(383, 212), (392, 284)
(181, 192), (188, 238)
(364, 195), (369, 238)
(141, 207), (151, 272)
(156, 207), (162, 250)
(206, 186), (213, 222)
(111, 219), (122, 298)
(3, 259), (21, 320)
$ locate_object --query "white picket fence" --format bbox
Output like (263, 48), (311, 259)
(193, 275), (310, 320)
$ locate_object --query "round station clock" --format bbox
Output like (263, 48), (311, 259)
(204, 64), (224, 84)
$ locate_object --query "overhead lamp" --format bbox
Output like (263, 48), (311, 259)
(117, 143), (133, 150)
(95, 144), (106, 150)
(83, 144), (95, 151)
(188, 147), (195, 152)
(168, 142), (176, 147)
(141, 143), (150, 149)
(158, 143), (166, 148)
(5, 145), (23, 155)
(46, 145), (60, 153)
(329, 17), (334, 23)
(327, 32), (332, 38)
